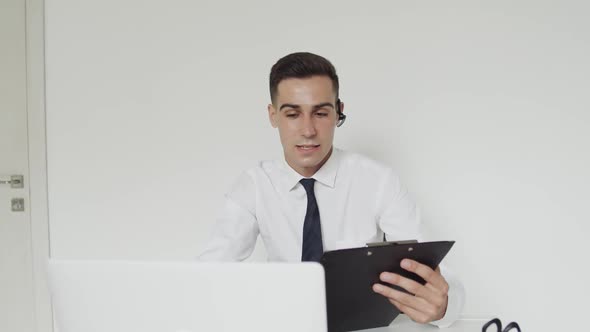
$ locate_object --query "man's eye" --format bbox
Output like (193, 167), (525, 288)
(286, 113), (298, 118)
(316, 113), (328, 117)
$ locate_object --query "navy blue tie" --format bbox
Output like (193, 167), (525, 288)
(300, 178), (323, 262)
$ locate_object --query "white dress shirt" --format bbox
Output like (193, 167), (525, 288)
(198, 148), (464, 327)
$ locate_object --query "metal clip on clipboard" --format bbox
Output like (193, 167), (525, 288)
(365, 239), (419, 247)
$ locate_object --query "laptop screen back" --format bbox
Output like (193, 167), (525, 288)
(48, 260), (327, 332)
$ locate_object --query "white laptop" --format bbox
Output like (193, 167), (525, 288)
(48, 260), (327, 332)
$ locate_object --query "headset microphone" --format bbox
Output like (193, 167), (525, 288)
(336, 98), (346, 127)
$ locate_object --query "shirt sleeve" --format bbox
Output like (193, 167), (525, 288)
(376, 169), (423, 242)
(376, 169), (465, 327)
(196, 172), (259, 261)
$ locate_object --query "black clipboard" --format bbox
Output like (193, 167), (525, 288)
(320, 240), (455, 332)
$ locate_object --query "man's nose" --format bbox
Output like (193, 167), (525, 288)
(301, 115), (316, 137)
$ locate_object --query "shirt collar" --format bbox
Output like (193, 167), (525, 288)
(280, 147), (341, 192)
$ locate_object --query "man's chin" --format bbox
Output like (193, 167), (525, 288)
(285, 147), (332, 174)
(292, 156), (330, 174)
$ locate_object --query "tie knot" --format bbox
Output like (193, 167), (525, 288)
(299, 178), (315, 194)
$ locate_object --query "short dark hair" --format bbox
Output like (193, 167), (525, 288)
(269, 52), (339, 103)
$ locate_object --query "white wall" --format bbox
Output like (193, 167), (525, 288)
(45, 0), (590, 330)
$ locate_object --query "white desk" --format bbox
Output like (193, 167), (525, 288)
(356, 316), (487, 331)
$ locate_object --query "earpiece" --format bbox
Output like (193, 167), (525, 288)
(336, 98), (346, 127)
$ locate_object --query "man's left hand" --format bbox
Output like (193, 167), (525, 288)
(372, 259), (449, 324)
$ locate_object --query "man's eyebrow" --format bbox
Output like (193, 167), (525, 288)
(279, 103), (301, 111)
(312, 102), (335, 110)
(279, 102), (335, 111)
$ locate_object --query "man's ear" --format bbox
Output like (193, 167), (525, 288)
(268, 103), (278, 128)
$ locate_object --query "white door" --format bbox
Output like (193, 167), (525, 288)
(0, 0), (37, 330)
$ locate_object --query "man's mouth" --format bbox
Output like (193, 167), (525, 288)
(296, 144), (320, 151)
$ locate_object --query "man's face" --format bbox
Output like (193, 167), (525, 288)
(268, 75), (341, 177)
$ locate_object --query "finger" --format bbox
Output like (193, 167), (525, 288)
(390, 299), (432, 324)
(374, 283), (445, 322)
(390, 297), (442, 324)
(389, 298), (404, 312)
(379, 272), (444, 306)
(401, 259), (448, 292)
(373, 283), (429, 312)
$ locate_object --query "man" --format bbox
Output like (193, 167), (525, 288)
(198, 52), (464, 327)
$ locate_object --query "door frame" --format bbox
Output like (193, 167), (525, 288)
(25, 0), (53, 331)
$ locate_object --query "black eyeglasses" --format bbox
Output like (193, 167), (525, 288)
(482, 318), (521, 332)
